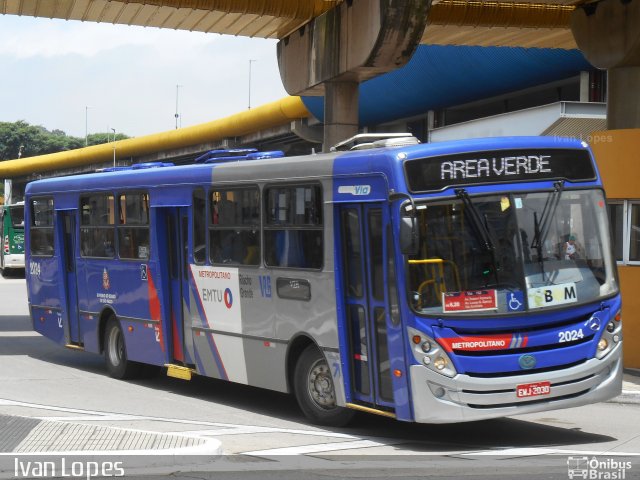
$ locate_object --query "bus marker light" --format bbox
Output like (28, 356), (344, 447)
(393, 369), (403, 377)
(128, 326), (134, 333)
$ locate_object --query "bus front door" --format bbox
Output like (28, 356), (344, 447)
(59, 210), (81, 345)
(339, 204), (396, 412)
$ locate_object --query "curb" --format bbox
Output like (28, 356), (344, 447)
(0, 414), (223, 456)
(608, 391), (640, 405)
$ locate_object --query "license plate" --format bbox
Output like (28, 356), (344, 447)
(516, 381), (551, 398)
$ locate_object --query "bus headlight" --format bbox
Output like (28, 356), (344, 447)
(433, 356), (448, 370)
(596, 310), (622, 360)
(408, 326), (457, 378)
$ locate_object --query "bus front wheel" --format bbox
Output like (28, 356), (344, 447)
(104, 316), (141, 379)
(293, 345), (354, 427)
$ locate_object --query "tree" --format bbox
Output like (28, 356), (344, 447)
(86, 132), (129, 146)
(0, 121), (130, 161)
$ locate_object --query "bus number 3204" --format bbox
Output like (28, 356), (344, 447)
(558, 329), (584, 343)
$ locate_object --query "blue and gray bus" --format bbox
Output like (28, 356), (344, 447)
(25, 136), (622, 426)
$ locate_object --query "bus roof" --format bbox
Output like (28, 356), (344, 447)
(24, 136), (593, 196)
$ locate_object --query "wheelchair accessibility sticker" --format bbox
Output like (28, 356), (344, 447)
(507, 291), (525, 312)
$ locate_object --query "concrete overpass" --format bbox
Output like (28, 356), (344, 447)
(2, 0), (638, 136)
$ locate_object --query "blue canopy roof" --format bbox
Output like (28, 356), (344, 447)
(301, 45), (592, 126)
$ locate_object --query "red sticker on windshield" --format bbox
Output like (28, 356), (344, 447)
(442, 290), (498, 313)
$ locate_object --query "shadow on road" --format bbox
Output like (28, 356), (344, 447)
(0, 314), (617, 453)
(0, 315), (31, 332)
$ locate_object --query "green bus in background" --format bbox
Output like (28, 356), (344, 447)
(0, 201), (25, 275)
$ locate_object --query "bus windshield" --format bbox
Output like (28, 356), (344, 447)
(408, 188), (617, 315)
(9, 205), (25, 228)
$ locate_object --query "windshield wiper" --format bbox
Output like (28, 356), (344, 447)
(531, 180), (565, 256)
(530, 180), (565, 285)
(455, 189), (501, 285)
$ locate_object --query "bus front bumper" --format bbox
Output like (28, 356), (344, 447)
(409, 344), (622, 423)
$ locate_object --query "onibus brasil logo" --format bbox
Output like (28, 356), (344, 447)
(567, 456), (632, 479)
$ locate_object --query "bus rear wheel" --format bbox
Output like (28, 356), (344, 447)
(293, 345), (354, 427)
(103, 316), (142, 379)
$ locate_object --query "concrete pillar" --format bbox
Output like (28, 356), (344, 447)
(571, 0), (640, 129)
(324, 81), (359, 151)
(579, 71), (589, 103)
(607, 67), (640, 130)
(277, 0), (430, 150)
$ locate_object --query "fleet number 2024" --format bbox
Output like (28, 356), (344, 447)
(558, 328), (584, 343)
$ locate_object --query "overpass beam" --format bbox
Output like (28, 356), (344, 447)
(571, 0), (640, 129)
(277, 0), (430, 151)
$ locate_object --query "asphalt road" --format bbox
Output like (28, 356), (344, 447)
(0, 272), (638, 479)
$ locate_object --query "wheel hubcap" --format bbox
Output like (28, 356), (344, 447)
(307, 359), (336, 409)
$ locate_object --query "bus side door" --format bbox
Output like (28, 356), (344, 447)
(338, 204), (400, 411)
(58, 210), (81, 345)
(158, 207), (194, 366)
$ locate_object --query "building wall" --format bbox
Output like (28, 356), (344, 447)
(591, 129), (640, 369)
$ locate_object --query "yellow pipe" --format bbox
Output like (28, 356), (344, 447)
(0, 96), (310, 178)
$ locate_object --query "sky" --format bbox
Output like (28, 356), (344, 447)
(0, 15), (289, 138)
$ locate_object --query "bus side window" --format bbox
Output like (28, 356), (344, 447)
(30, 198), (55, 256)
(193, 189), (206, 264)
(264, 184), (323, 269)
(209, 187), (260, 266)
(80, 194), (115, 258)
(118, 193), (150, 260)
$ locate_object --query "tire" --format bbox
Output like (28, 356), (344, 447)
(103, 316), (142, 379)
(293, 345), (354, 427)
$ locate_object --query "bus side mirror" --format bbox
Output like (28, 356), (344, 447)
(399, 216), (419, 256)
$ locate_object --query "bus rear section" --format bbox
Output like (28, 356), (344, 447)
(1, 202), (25, 274)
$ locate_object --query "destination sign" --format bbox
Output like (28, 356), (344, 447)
(405, 149), (596, 192)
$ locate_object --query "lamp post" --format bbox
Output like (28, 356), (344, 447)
(175, 84), (183, 129)
(111, 128), (116, 167)
(248, 59), (256, 110)
(85, 106), (94, 146)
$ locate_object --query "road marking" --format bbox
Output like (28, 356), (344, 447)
(167, 426), (356, 438)
(0, 398), (355, 439)
(243, 438), (403, 456)
(463, 447), (640, 457)
(0, 331), (40, 337)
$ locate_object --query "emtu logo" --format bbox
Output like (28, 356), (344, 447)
(201, 287), (235, 308)
(223, 288), (233, 309)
